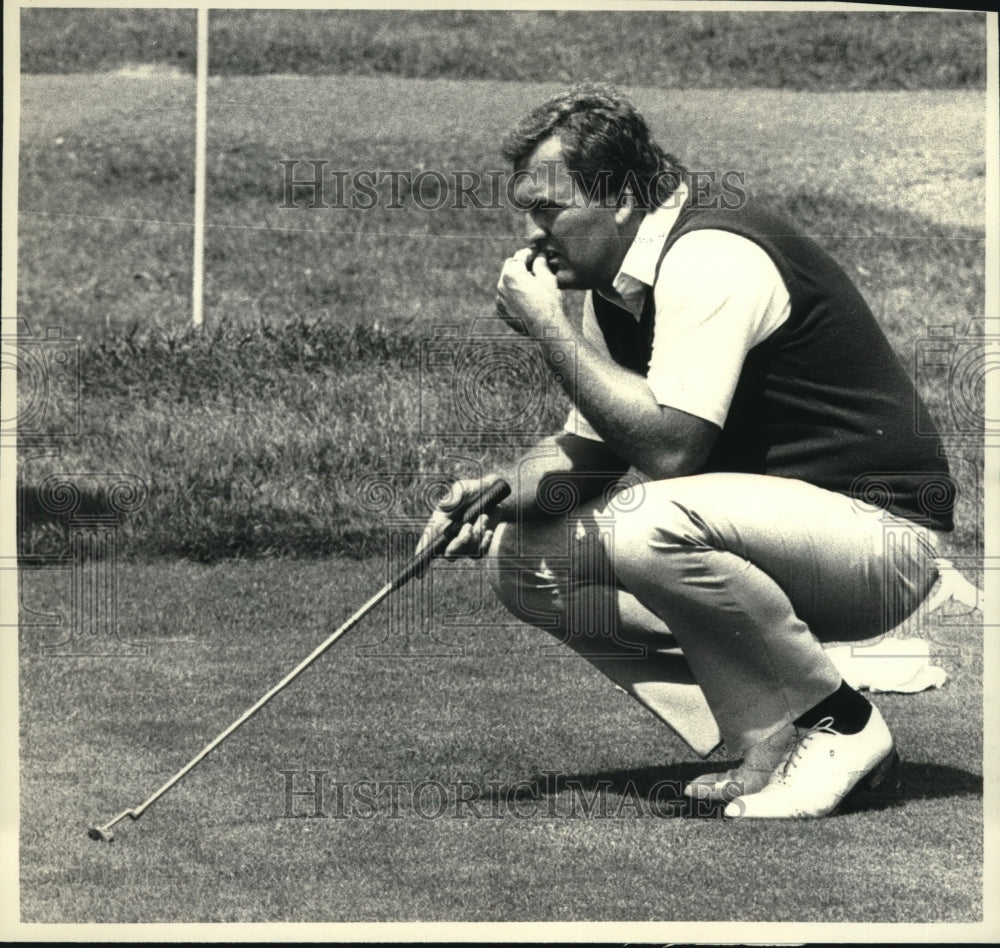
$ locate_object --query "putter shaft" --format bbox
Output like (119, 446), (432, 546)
(88, 478), (511, 842)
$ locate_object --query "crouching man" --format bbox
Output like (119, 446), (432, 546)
(420, 85), (954, 819)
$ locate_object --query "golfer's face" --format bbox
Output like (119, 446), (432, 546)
(513, 137), (621, 290)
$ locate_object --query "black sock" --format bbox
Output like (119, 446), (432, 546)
(794, 680), (872, 735)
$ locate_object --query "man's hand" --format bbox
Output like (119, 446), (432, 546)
(495, 248), (568, 337)
(415, 476), (504, 561)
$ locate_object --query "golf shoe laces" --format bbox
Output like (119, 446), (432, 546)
(775, 716), (839, 784)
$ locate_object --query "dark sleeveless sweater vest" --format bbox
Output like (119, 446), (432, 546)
(591, 203), (955, 532)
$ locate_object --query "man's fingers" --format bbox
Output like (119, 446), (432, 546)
(442, 515), (495, 560)
(529, 252), (553, 277)
(416, 476), (505, 561)
(478, 529), (495, 558)
(497, 250), (534, 291)
(443, 521), (475, 560)
(504, 247), (552, 276)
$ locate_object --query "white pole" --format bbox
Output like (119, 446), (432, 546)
(192, 7), (208, 329)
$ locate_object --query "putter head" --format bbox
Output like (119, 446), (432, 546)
(87, 825), (115, 843)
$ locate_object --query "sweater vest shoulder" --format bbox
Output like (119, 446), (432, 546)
(590, 203), (955, 531)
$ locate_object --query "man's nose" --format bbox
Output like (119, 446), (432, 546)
(525, 216), (547, 243)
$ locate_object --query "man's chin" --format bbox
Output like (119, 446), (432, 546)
(553, 268), (585, 290)
(546, 259), (596, 290)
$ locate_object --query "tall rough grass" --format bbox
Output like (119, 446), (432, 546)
(18, 317), (568, 561)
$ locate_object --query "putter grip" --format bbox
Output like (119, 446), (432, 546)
(452, 478), (511, 526)
(390, 478), (512, 589)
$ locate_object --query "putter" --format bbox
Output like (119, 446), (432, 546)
(88, 478), (511, 842)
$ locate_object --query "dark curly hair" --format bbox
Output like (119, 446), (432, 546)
(500, 83), (686, 209)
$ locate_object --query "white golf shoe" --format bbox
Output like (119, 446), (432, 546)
(684, 721), (799, 803)
(723, 705), (898, 819)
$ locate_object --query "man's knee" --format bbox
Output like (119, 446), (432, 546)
(604, 489), (709, 584)
(484, 520), (521, 609)
(484, 519), (562, 624)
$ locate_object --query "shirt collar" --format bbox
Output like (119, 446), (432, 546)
(594, 181), (689, 320)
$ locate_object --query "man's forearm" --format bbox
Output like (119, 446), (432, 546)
(536, 332), (710, 480)
(494, 252), (717, 481)
(491, 432), (629, 521)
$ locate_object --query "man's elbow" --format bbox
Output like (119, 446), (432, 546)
(636, 428), (716, 481)
(639, 448), (705, 481)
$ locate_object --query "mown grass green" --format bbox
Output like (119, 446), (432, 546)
(21, 8), (986, 90)
(19, 558), (983, 921)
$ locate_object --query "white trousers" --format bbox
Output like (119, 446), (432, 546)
(485, 473), (940, 756)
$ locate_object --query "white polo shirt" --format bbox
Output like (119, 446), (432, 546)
(565, 183), (793, 441)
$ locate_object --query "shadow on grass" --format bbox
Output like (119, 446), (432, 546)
(480, 758), (983, 820)
(17, 481), (385, 563)
(837, 759), (983, 816)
